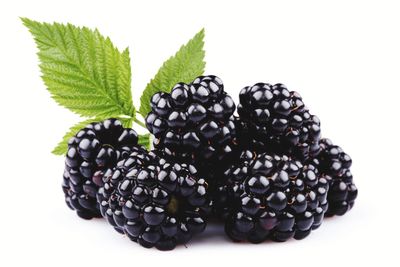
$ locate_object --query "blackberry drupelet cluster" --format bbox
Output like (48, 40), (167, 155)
(220, 150), (328, 243)
(311, 138), (358, 216)
(145, 75), (237, 166)
(97, 150), (211, 250)
(237, 83), (321, 160)
(97, 146), (151, 229)
(62, 119), (139, 219)
(59, 75), (358, 249)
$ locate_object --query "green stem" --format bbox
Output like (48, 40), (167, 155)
(133, 116), (146, 128)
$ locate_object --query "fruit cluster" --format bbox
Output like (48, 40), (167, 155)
(62, 75), (358, 250)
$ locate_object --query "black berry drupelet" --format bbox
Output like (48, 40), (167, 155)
(218, 150), (329, 243)
(237, 83), (321, 161)
(311, 138), (358, 216)
(145, 75), (237, 166)
(62, 119), (140, 220)
(97, 150), (211, 250)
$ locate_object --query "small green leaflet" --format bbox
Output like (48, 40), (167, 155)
(138, 134), (151, 150)
(22, 18), (134, 118)
(138, 29), (206, 116)
(52, 117), (150, 155)
(52, 118), (100, 155)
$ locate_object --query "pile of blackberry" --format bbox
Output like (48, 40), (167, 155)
(61, 75), (357, 250)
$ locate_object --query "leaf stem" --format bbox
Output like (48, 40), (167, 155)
(133, 117), (146, 129)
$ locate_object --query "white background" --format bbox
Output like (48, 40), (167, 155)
(0, 0), (398, 266)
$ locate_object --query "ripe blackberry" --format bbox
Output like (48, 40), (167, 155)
(145, 75), (237, 166)
(97, 150), (211, 250)
(62, 119), (139, 220)
(237, 83), (321, 160)
(219, 150), (329, 243)
(311, 138), (358, 216)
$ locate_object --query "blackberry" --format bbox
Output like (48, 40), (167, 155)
(237, 83), (321, 160)
(311, 138), (358, 216)
(97, 150), (211, 250)
(219, 150), (328, 243)
(145, 75), (237, 167)
(62, 119), (140, 220)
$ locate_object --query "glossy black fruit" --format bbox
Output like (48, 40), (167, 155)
(145, 75), (237, 168)
(217, 150), (328, 243)
(237, 83), (321, 160)
(62, 119), (140, 219)
(311, 138), (357, 216)
(97, 150), (211, 250)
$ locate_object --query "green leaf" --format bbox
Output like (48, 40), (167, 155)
(138, 134), (151, 150)
(119, 116), (133, 128)
(52, 118), (99, 155)
(139, 29), (206, 116)
(22, 18), (134, 118)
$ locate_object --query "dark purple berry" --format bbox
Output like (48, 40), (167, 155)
(313, 138), (358, 216)
(97, 150), (211, 250)
(215, 150), (328, 243)
(63, 119), (141, 219)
